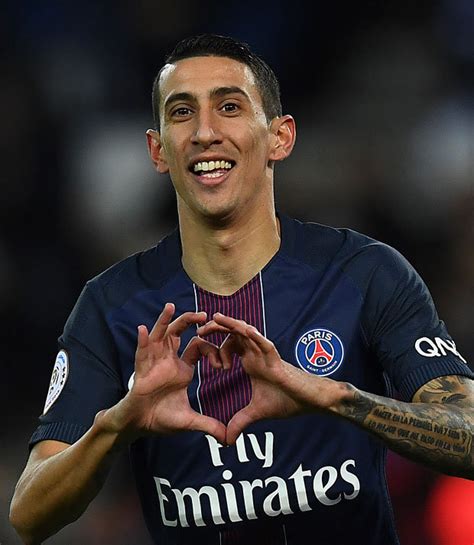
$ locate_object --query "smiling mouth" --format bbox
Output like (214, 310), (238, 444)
(189, 160), (235, 179)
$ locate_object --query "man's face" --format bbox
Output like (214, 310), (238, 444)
(153, 55), (277, 223)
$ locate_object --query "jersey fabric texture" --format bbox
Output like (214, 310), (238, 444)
(31, 214), (473, 545)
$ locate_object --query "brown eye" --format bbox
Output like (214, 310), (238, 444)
(222, 103), (239, 113)
(173, 107), (192, 117)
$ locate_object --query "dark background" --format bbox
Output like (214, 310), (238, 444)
(1, 1), (473, 544)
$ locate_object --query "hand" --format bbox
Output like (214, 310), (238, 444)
(197, 313), (348, 444)
(99, 303), (226, 444)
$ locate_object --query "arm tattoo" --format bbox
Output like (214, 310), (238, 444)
(412, 375), (471, 406)
(338, 376), (474, 479)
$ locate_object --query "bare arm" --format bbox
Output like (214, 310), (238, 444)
(10, 305), (226, 544)
(198, 314), (474, 480)
(10, 428), (122, 545)
(336, 375), (474, 479)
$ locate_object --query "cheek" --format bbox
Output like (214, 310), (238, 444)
(161, 128), (186, 158)
(250, 131), (271, 166)
(255, 121), (272, 146)
(161, 142), (184, 171)
(241, 124), (270, 157)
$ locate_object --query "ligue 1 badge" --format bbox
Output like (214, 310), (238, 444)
(43, 350), (69, 414)
(295, 328), (344, 376)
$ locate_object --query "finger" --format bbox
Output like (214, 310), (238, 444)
(219, 334), (245, 370)
(137, 325), (149, 349)
(245, 327), (278, 355)
(226, 407), (257, 445)
(213, 314), (276, 357)
(167, 311), (208, 338)
(135, 325), (150, 364)
(213, 313), (257, 339)
(196, 320), (230, 337)
(189, 414), (227, 445)
(181, 336), (223, 369)
(213, 313), (247, 332)
(149, 303), (175, 341)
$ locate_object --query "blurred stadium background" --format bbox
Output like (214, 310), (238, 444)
(1, 1), (473, 544)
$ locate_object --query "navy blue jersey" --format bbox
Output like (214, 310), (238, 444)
(31, 214), (473, 545)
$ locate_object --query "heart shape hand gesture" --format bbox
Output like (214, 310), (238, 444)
(102, 304), (344, 447)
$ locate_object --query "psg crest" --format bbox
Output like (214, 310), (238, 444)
(295, 328), (344, 376)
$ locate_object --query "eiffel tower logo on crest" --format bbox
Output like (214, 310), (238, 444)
(309, 339), (333, 366)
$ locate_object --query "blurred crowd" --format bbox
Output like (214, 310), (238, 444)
(1, 1), (473, 544)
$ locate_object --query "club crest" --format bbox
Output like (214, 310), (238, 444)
(295, 328), (344, 376)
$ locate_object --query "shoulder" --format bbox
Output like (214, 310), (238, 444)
(281, 216), (428, 312)
(85, 228), (181, 309)
(288, 216), (411, 276)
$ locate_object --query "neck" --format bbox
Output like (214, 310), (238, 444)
(179, 203), (280, 295)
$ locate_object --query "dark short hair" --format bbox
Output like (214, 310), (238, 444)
(152, 34), (282, 130)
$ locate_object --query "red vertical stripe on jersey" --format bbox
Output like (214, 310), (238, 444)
(195, 274), (264, 425)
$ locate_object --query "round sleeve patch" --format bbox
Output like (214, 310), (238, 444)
(43, 350), (69, 415)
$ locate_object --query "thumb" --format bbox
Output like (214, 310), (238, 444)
(191, 413), (227, 445)
(226, 406), (257, 445)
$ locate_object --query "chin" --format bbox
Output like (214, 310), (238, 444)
(196, 201), (240, 225)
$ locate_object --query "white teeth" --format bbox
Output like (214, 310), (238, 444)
(193, 160), (233, 173)
(201, 171), (224, 179)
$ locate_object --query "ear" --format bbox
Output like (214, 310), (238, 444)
(146, 129), (169, 174)
(268, 115), (296, 162)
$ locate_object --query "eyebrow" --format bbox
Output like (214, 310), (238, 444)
(163, 86), (251, 111)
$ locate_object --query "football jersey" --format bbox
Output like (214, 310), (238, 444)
(31, 214), (473, 545)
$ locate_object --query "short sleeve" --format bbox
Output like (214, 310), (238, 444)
(360, 244), (473, 401)
(29, 281), (125, 448)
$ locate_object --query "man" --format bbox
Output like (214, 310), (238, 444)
(10, 34), (474, 545)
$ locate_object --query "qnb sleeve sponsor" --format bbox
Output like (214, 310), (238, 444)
(415, 337), (467, 363)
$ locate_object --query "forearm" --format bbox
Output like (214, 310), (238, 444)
(335, 384), (474, 479)
(10, 417), (124, 544)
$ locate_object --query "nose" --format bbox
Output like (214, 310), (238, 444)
(191, 110), (223, 148)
